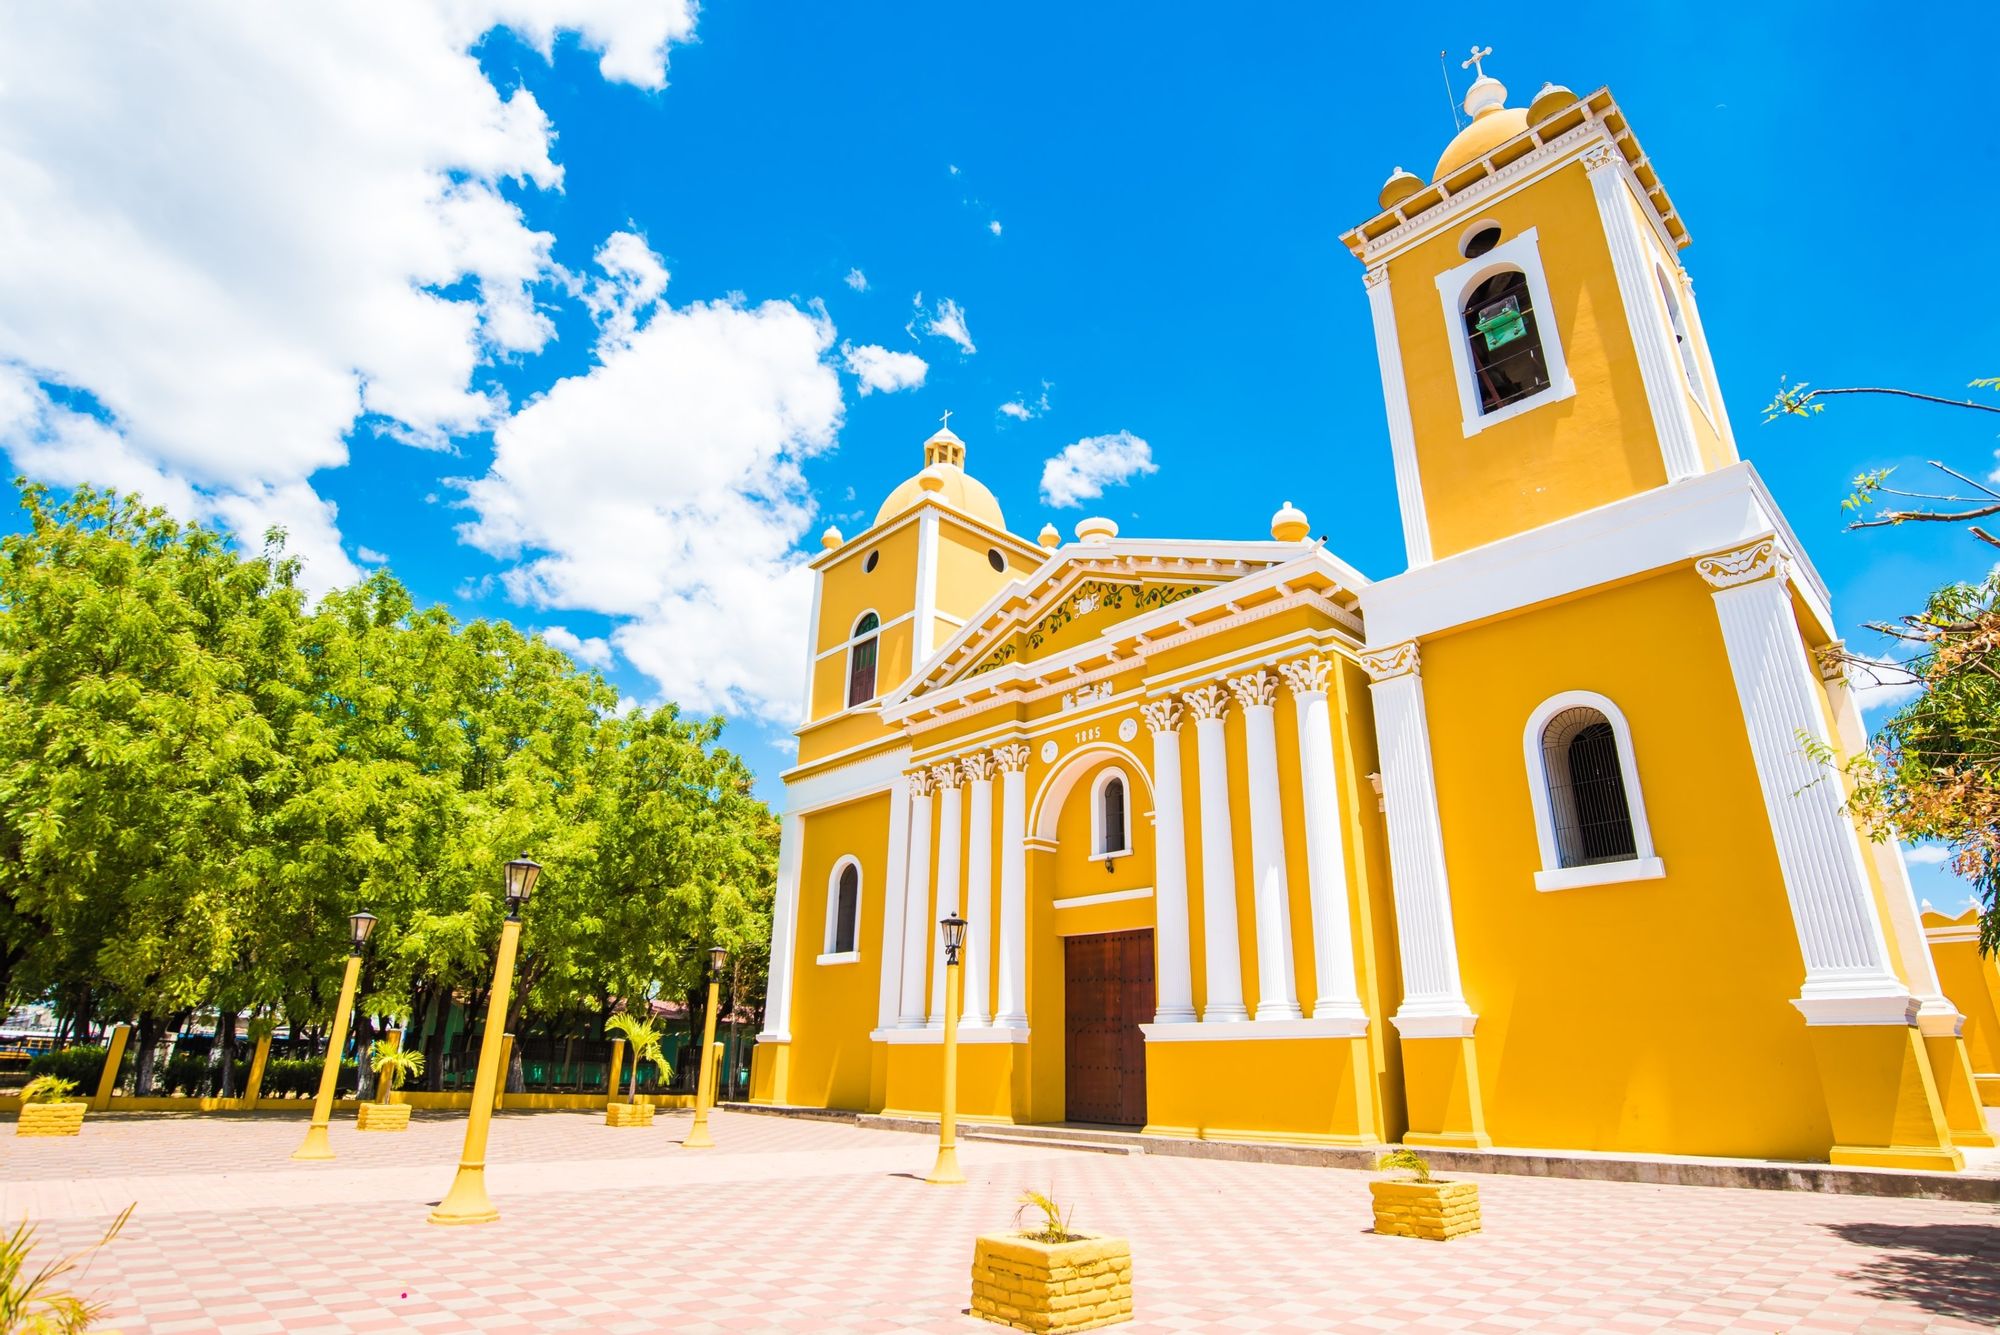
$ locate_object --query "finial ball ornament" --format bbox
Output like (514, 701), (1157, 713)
(821, 525), (843, 550)
(1271, 500), (1310, 543)
(1038, 522), (1061, 549)
(1075, 516), (1118, 544)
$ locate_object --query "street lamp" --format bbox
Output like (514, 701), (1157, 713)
(926, 912), (968, 1186)
(291, 908), (376, 1161)
(684, 944), (730, 1149)
(430, 854), (538, 1226)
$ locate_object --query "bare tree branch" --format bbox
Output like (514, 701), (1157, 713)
(1798, 386), (2000, 414)
(1850, 501), (2000, 530)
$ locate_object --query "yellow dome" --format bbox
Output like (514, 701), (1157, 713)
(1434, 105), (1530, 180)
(875, 461), (1006, 529)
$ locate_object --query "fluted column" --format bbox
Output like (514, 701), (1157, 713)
(1698, 543), (1909, 1019)
(1281, 654), (1366, 1024)
(961, 751), (996, 1027)
(758, 812), (805, 1041)
(1361, 641), (1475, 1032)
(897, 770), (935, 1028)
(1183, 684), (1247, 1021)
(926, 759), (963, 1028)
(1229, 670), (1302, 1022)
(993, 744), (1031, 1029)
(1143, 701), (1196, 1023)
(875, 770), (913, 1031)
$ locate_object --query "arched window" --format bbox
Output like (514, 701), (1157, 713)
(846, 612), (879, 707)
(1654, 266), (1707, 406)
(821, 858), (861, 961)
(1462, 269), (1552, 415)
(1522, 692), (1664, 892)
(1090, 767), (1132, 858)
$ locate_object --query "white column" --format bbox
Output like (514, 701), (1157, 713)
(993, 743), (1031, 1030)
(1360, 642), (1476, 1034)
(1678, 269), (1738, 460)
(961, 751), (996, 1027)
(914, 510), (940, 669)
(926, 759), (963, 1028)
(1364, 264), (1432, 566)
(1142, 700), (1196, 1024)
(1228, 670), (1302, 1022)
(1183, 685), (1247, 1022)
(1699, 543), (1912, 1021)
(1584, 140), (1702, 483)
(1280, 654), (1367, 1025)
(758, 811), (805, 1042)
(875, 771), (913, 1032)
(897, 771), (935, 1028)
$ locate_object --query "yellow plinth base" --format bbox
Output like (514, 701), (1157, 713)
(1141, 1033), (1380, 1146)
(291, 1122), (336, 1161)
(1370, 1179), (1482, 1240)
(1805, 1023), (1962, 1172)
(747, 1039), (790, 1106)
(1978, 1074), (2000, 1109)
(926, 1143), (966, 1185)
(1398, 1035), (1493, 1150)
(971, 1231), (1132, 1332)
(682, 1118), (715, 1148)
(605, 1101), (655, 1128)
(356, 1102), (411, 1133)
(16, 1102), (86, 1137)
(1923, 1034), (1997, 1149)
(428, 1165), (499, 1226)
(883, 1041), (1019, 1121)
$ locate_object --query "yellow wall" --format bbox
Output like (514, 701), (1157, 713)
(1420, 564), (1835, 1158)
(784, 793), (891, 1110)
(1388, 157), (1668, 558)
(1928, 910), (2000, 1083)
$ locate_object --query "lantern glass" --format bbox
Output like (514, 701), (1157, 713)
(939, 913), (968, 963)
(708, 945), (728, 979)
(349, 911), (378, 947)
(503, 855), (541, 913)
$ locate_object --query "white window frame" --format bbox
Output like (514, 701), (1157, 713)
(1652, 263), (1717, 432)
(818, 855), (862, 964)
(1434, 227), (1577, 438)
(1087, 765), (1134, 861)
(1521, 690), (1665, 892)
(845, 609), (881, 708)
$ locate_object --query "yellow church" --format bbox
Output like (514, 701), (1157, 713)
(748, 61), (1995, 1170)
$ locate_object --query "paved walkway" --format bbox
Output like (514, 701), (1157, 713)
(6, 1108), (1998, 1332)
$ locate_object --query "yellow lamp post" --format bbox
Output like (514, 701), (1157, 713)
(292, 910), (377, 1161)
(429, 854), (540, 1227)
(926, 912), (968, 1186)
(682, 944), (728, 1149)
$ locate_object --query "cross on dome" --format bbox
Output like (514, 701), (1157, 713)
(1461, 44), (1492, 78)
(939, 408), (953, 431)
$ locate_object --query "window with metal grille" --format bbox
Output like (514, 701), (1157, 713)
(831, 862), (859, 954)
(846, 612), (879, 706)
(1462, 269), (1552, 414)
(1098, 775), (1127, 855)
(1540, 707), (1637, 867)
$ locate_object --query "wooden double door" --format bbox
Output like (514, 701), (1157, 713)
(1063, 929), (1154, 1126)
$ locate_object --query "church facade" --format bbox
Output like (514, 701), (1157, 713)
(747, 64), (1994, 1169)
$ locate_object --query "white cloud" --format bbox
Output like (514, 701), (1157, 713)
(581, 230), (671, 352)
(1903, 843), (1951, 866)
(989, 220), (1003, 236)
(1845, 652), (1923, 715)
(948, 164), (961, 176)
(999, 382), (1051, 421)
(841, 342), (927, 396)
(458, 234), (843, 723)
(1039, 430), (1158, 509)
(357, 546), (390, 564)
(540, 624), (615, 669)
(0, 3), (698, 590)
(916, 297), (976, 355)
(844, 268), (869, 292)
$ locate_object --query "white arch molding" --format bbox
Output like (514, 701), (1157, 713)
(819, 855), (863, 963)
(1521, 690), (1665, 892)
(1026, 742), (1155, 845)
(1432, 226), (1576, 437)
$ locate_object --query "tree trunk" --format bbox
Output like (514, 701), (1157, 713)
(423, 988), (448, 1093)
(217, 1009), (239, 1098)
(352, 1010), (377, 1101)
(133, 1011), (164, 1096)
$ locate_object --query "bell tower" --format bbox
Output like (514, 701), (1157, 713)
(1342, 54), (1736, 566)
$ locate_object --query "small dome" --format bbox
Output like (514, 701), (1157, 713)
(1075, 516), (1118, 544)
(1527, 82), (1578, 125)
(1378, 166), (1423, 210)
(821, 525), (843, 551)
(1270, 500), (1310, 543)
(1038, 522), (1061, 549)
(1434, 105), (1530, 180)
(875, 461), (1005, 529)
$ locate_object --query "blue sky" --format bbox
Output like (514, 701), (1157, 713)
(0, 4), (1993, 906)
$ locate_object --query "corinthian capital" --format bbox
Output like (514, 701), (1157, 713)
(1694, 539), (1787, 590)
(1278, 654), (1332, 697)
(1139, 699), (1183, 735)
(961, 750), (998, 783)
(930, 759), (962, 790)
(1226, 669), (1278, 710)
(907, 768), (935, 799)
(993, 743), (1030, 773)
(1182, 684), (1231, 723)
(1358, 641), (1419, 683)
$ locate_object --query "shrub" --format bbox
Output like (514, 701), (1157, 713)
(1376, 1148), (1432, 1182)
(20, 1075), (80, 1105)
(160, 1053), (212, 1098)
(0, 1202), (132, 1333)
(262, 1057), (356, 1099)
(27, 1047), (106, 1089)
(1015, 1189), (1080, 1244)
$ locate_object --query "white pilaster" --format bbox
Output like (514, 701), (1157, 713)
(926, 759), (963, 1028)
(1678, 269), (1737, 460)
(1280, 654), (1367, 1026)
(1699, 542), (1911, 1022)
(897, 770), (935, 1028)
(1360, 642), (1476, 1035)
(993, 744), (1031, 1029)
(1365, 265), (1432, 567)
(875, 771), (912, 1031)
(914, 510), (940, 669)
(1584, 141), (1702, 484)
(1228, 670), (1303, 1022)
(758, 811), (805, 1042)
(961, 751), (996, 1027)
(1184, 685), (1248, 1022)
(1143, 700), (1197, 1024)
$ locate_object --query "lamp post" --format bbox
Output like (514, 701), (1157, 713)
(429, 855), (540, 1226)
(682, 944), (729, 1149)
(292, 910), (376, 1161)
(926, 912), (968, 1186)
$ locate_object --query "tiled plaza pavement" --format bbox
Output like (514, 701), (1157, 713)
(5, 1108), (1998, 1333)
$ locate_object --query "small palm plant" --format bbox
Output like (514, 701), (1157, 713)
(604, 1012), (664, 1102)
(1015, 1188), (1080, 1244)
(367, 1042), (424, 1105)
(20, 1076), (80, 1105)
(0, 1202), (132, 1333)
(1376, 1148), (1432, 1182)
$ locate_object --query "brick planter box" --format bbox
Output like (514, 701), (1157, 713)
(17, 1102), (87, 1137)
(606, 1101), (655, 1128)
(356, 1102), (412, 1132)
(972, 1231), (1132, 1332)
(1370, 1178), (1481, 1240)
